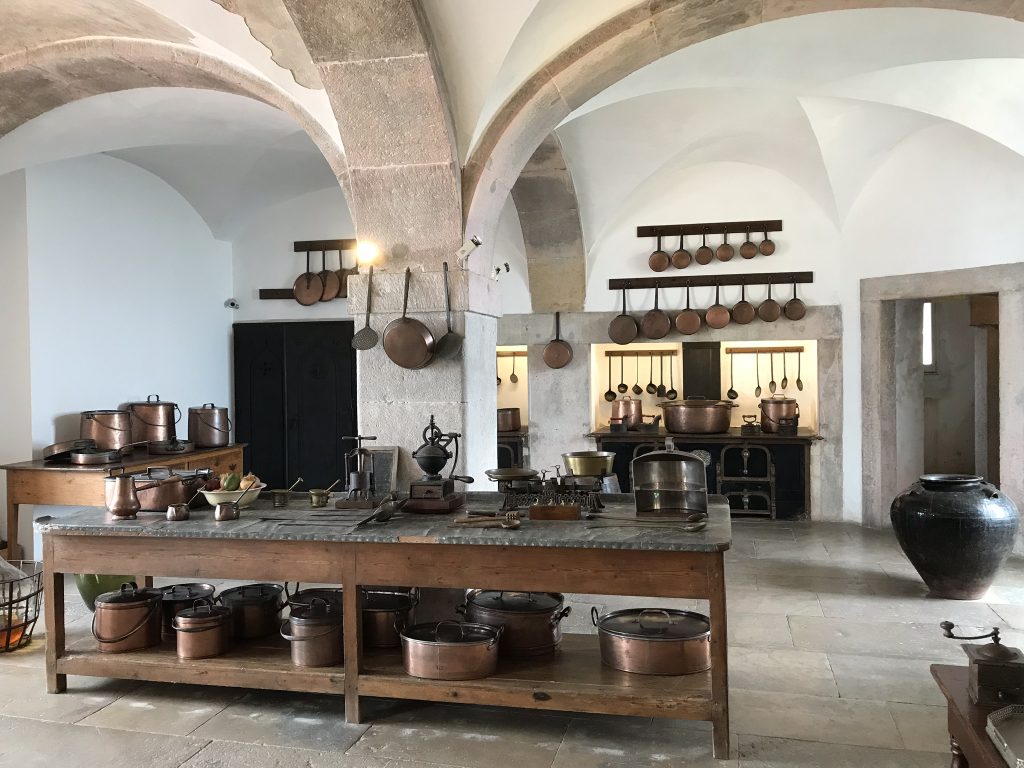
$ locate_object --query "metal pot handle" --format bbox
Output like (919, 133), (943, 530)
(197, 413), (232, 434)
(91, 413), (132, 431)
(455, 603), (467, 616)
(278, 619), (342, 642)
(550, 605), (572, 627)
(92, 597), (159, 644)
(489, 624), (504, 649)
(434, 620), (465, 643)
(591, 606), (601, 627)
(637, 608), (673, 633)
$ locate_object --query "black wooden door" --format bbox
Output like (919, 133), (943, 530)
(683, 342), (722, 400)
(233, 323), (287, 489)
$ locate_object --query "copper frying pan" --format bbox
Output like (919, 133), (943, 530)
(784, 279), (807, 321)
(694, 229), (713, 265)
(732, 280), (756, 325)
(648, 236), (669, 272)
(293, 251), (324, 306)
(716, 228), (735, 262)
(641, 283), (671, 340)
(318, 250), (342, 302)
(608, 288), (639, 345)
(671, 235), (691, 269)
(543, 312), (573, 369)
(675, 282), (701, 335)
(739, 229), (758, 259)
(757, 277), (782, 322)
(705, 281), (731, 329)
(383, 267), (436, 369)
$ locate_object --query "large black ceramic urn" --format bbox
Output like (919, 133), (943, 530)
(890, 474), (1019, 599)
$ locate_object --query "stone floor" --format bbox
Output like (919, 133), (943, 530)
(2, 519), (1021, 767)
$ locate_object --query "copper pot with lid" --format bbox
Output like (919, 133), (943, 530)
(631, 447), (708, 516)
(172, 599), (233, 660)
(218, 583), (284, 640)
(361, 588), (419, 649)
(125, 395), (180, 444)
(497, 408), (522, 433)
(759, 395), (799, 433)
(92, 583), (163, 653)
(187, 403), (230, 448)
(160, 583), (216, 638)
(280, 598), (343, 667)
(611, 396), (643, 430)
(81, 410), (134, 452)
(657, 397), (734, 434)
(459, 590), (571, 657)
(592, 607), (711, 675)
(401, 620), (503, 680)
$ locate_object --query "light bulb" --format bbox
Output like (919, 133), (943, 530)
(356, 241), (379, 265)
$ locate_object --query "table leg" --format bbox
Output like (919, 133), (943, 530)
(709, 552), (730, 759)
(5, 488), (18, 561)
(135, 576), (153, 589)
(343, 558), (362, 724)
(949, 736), (968, 768)
(43, 537), (66, 694)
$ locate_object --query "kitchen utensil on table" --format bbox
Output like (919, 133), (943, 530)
(587, 520), (708, 532)
(611, 397), (643, 430)
(69, 442), (145, 465)
(42, 438), (97, 462)
(80, 409), (134, 452)
(509, 355), (519, 384)
(201, 481), (265, 510)
(187, 403), (230, 448)
(173, 599), (233, 660)
(646, 352), (657, 394)
(658, 398), (734, 434)
(666, 360), (678, 400)
(497, 407), (521, 432)
(671, 234), (691, 269)
(641, 283), (671, 339)
(587, 511), (707, 523)
(760, 395), (799, 433)
(451, 516), (521, 530)
(148, 438), (193, 455)
(214, 501), (241, 521)
(92, 583), (163, 653)
(648, 236), (669, 272)
(741, 414), (759, 435)
(939, 622), (1024, 706)
(159, 583), (216, 638)
(270, 477), (304, 508)
(166, 486), (205, 521)
(286, 585), (343, 614)
(401, 620), (503, 680)
(125, 395), (180, 445)
(759, 229), (776, 256)
(543, 312), (573, 368)
(563, 451), (615, 476)
(781, 353), (789, 390)
(617, 356), (628, 394)
(609, 288), (639, 345)
(740, 229), (758, 259)
(351, 265), (379, 350)
(317, 250), (342, 302)
(758, 277), (781, 322)
(592, 607), (711, 675)
(293, 251), (324, 306)
(219, 583), (285, 640)
(361, 588), (419, 649)
(732, 280), (755, 325)
(754, 352), (762, 397)
(132, 466), (209, 511)
(383, 267), (436, 369)
(706, 281), (731, 329)
(460, 590), (571, 657)
(309, 478), (342, 508)
(727, 354), (738, 400)
(656, 355), (667, 398)
(484, 467), (540, 483)
(796, 351), (804, 391)
(604, 356), (616, 402)
(354, 493), (407, 527)
(104, 471), (161, 519)
(434, 262), (463, 359)
(769, 354), (777, 394)
(632, 447), (709, 516)
(675, 282), (701, 335)
(784, 279), (806, 321)
(716, 227), (734, 261)
(280, 598), (343, 667)
(694, 229), (713, 265)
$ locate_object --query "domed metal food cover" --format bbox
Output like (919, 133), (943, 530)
(631, 445), (708, 516)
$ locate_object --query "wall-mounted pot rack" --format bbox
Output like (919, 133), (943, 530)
(637, 220), (782, 238)
(496, 351), (528, 358)
(603, 350), (678, 358)
(259, 238), (358, 300)
(725, 346), (805, 355)
(608, 271), (812, 290)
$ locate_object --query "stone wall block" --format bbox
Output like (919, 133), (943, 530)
(281, 0), (426, 62)
(511, 172), (577, 214)
(651, 0), (762, 55)
(526, 344), (593, 472)
(347, 271), (498, 316)
(519, 209), (587, 253)
(0, 67), (66, 136)
(763, 0), (1015, 22)
(526, 259), (586, 313)
(487, 80), (571, 193)
(519, 133), (568, 172)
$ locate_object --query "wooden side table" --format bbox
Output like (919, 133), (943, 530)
(932, 664), (1005, 768)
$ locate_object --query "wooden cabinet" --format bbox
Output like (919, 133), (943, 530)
(186, 448), (242, 474)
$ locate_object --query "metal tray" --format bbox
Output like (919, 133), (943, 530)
(987, 704), (1024, 767)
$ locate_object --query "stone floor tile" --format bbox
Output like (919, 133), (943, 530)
(816, 592), (1003, 626)
(727, 613), (794, 648)
(0, 714), (206, 768)
(827, 653), (947, 705)
(345, 702), (569, 768)
(888, 702), (948, 753)
(727, 586), (822, 617)
(984, 584), (1024, 605)
(736, 734), (948, 767)
(0, 665), (138, 723)
(179, 741), (401, 768)
(192, 690), (367, 752)
(788, 616), (963, 661)
(729, 647), (837, 697)
(550, 715), (734, 767)
(752, 540), (832, 561)
(731, 689), (903, 748)
(991, 603), (1024, 629)
(78, 681), (242, 735)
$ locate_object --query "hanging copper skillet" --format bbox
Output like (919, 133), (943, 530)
(293, 250), (324, 306)
(649, 236), (669, 272)
(609, 288), (639, 345)
(784, 279), (806, 321)
(694, 229), (713, 265)
(383, 267), (436, 369)
(641, 283), (671, 340)
(757, 277), (782, 322)
(675, 282), (701, 335)
(716, 227), (734, 262)
(671, 234), (691, 269)
(732, 280), (756, 325)
(759, 229), (776, 256)
(705, 281), (731, 329)
(543, 312), (573, 369)
(318, 250), (342, 302)
(740, 229), (758, 259)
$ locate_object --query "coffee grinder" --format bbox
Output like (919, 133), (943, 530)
(406, 415), (474, 512)
(335, 434), (377, 509)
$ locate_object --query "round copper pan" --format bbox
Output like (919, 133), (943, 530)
(716, 229), (734, 262)
(739, 230), (758, 259)
(671, 235), (691, 269)
(732, 281), (756, 325)
(318, 251), (341, 302)
(383, 267), (436, 369)
(694, 230), (713, 265)
(757, 278), (781, 322)
(648, 236), (669, 272)
(783, 280), (806, 321)
(543, 312), (573, 368)
(641, 284), (671, 340)
(608, 288), (639, 345)
(675, 283), (701, 336)
(705, 282), (731, 329)
(759, 230), (776, 256)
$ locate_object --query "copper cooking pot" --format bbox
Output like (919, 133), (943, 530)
(592, 607), (711, 675)
(657, 398), (734, 434)
(361, 588), (419, 649)
(219, 583), (284, 640)
(497, 408), (522, 433)
(759, 395), (799, 433)
(187, 403), (230, 448)
(611, 396), (643, 430)
(125, 395), (180, 444)
(401, 621), (503, 680)
(172, 600), (233, 660)
(280, 598), (343, 667)
(132, 467), (210, 511)
(92, 583), (163, 653)
(459, 590), (571, 657)
(160, 583), (216, 638)
(81, 410), (133, 451)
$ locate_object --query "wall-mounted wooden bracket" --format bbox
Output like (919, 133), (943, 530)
(637, 220), (782, 238)
(725, 346), (805, 355)
(259, 239), (359, 300)
(604, 350), (678, 358)
(496, 351), (528, 358)
(608, 272), (812, 291)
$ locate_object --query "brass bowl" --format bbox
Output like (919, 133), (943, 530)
(562, 451), (615, 477)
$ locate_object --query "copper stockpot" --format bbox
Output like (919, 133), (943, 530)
(760, 395), (799, 433)
(160, 583), (216, 638)
(611, 396), (643, 430)
(280, 599), (343, 667)
(460, 590), (571, 657)
(187, 403), (230, 448)
(287, 584), (344, 614)
(497, 407), (522, 433)
(657, 397), (734, 434)
(125, 395), (180, 444)
(362, 588), (419, 649)
(401, 621), (502, 680)
(219, 583), (284, 640)
(81, 410), (133, 451)
(592, 607), (711, 675)
(92, 583), (163, 653)
(172, 600), (233, 660)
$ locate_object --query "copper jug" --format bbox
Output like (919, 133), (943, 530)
(104, 471), (160, 519)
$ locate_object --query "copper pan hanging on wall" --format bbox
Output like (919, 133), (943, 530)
(382, 267), (436, 369)
(732, 280), (756, 325)
(641, 283), (671, 340)
(705, 281), (731, 330)
(543, 312), (573, 369)
(608, 288), (639, 345)
(757, 277), (782, 322)
(293, 250), (324, 306)
(674, 282), (701, 336)
(783, 279), (807, 321)
(648, 236), (669, 272)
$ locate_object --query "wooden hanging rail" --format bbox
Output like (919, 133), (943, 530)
(637, 220), (782, 238)
(725, 346), (805, 355)
(260, 239), (359, 299)
(608, 272), (812, 290)
(604, 350), (678, 358)
(294, 239), (357, 252)
(496, 351), (528, 358)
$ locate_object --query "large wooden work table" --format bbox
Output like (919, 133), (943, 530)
(2, 444), (244, 559)
(36, 494), (732, 758)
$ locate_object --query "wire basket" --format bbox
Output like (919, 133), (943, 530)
(1, 561), (43, 652)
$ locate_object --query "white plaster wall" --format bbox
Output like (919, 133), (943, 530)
(493, 197), (532, 315)
(231, 187), (355, 323)
(0, 171), (33, 555)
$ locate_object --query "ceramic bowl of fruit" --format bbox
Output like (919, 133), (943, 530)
(200, 472), (264, 509)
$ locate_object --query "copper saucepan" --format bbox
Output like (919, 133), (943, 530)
(671, 234), (690, 269)
(383, 267), (435, 369)
(694, 229), (713, 265)
(757, 277), (781, 322)
(648, 236), (669, 272)
(641, 283), (671, 340)
(543, 312), (573, 369)
(705, 281), (731, 330)
(732, 280), (755, 325)
(675, 282), (701, 336)
(784, 279), (806, 321)
(608, 288), (638, 345)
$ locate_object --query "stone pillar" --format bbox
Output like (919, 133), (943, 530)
(894, 300), (924, 492)
(813, 337), (843, 521)
(861, 298), (897, 527)
(974, 326), (989, 478)
(999, 290), (1024, 523)
(526, 342), (591, 474)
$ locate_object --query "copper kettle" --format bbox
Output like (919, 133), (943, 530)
(104, 471), (160, 519)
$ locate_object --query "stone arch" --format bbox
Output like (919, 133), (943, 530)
(0, 36), (350, 199)
(463, 0), (1024, 246)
